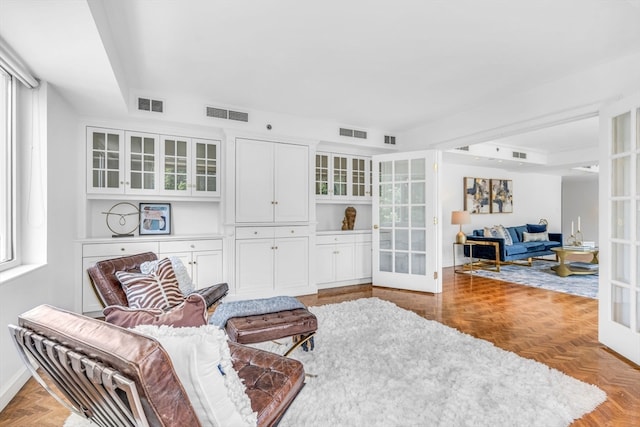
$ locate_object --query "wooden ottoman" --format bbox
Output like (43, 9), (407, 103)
(225, 308), (317, 356)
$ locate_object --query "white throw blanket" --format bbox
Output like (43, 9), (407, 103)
(208, 296), (305, 327)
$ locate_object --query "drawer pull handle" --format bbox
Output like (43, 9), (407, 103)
(121, 248), (125, 251)
(190, 244), (195, 248)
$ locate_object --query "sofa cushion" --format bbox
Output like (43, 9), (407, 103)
(527, 223), (547, 233)
(512, 225), (528, 242)
(543, 240), (562, 250)
(116, 258), (184, 310)
(103, 294), (207, 328)
(504, 244), (529, 256)
(523, 231), (549, 242)
(520, 241), (545, 252)
(134, 324), (257, 427)
(506, 227), (520, 244)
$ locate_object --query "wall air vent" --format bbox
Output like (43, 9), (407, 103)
(384, 135), (396, 145)
(137, 97), (164, 113)
(205, 106), (249, 122)
(339, 127), (367, 139)
(228, 110), (249, 122)
(512, 151), (527, 159)
(455, 146), (469, 151)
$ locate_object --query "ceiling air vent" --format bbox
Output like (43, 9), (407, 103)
(205, 106), (249, 122)
(339, 127), (367, 139)
(512, 151), (527, 159)
(137, 97), (164, 113)
(384, 135), (396, 145)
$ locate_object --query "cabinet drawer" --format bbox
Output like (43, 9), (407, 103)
(274, 226), (309, 238)
(235, 227), (276, 240)
(159, 239), (222, 253)
(82, 241), (158, 257)
(317, 234), (355, 245)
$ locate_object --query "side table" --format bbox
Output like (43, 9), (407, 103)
(453, 241), (476, 274)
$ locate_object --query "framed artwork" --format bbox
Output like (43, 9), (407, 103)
(490, 179), (513, 213)
(464, 177), (490, 214)
(139, 203), (171, 235)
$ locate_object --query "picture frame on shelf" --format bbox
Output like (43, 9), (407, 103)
(139, 203), (171, 235)
(463, 177), (490, 214)
(490, 179), (513, 213)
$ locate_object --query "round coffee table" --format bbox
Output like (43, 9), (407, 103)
(550, 247), (599, 277)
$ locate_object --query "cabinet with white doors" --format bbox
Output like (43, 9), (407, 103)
(316, 232), (372, 288)
(158, 239), (223, 289)
(315, 152), (372, 202)
(234, 226), (310, 297)
(79, 236), (223, 316)
(86, 126), (220, 198)
(235, 138), (309, 223)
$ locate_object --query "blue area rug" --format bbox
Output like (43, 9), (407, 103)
(464, 260), (598, 299)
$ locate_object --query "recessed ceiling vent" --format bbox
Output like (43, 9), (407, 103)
(205, 106), (249, 122)
(137, 97), (164, 113)
(455, 146), (469, 151)
(339, 127), (367, 139)
(384, 135), (396, 145)
(512, 151), (527, 159)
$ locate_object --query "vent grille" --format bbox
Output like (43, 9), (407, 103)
(339, 127), (367, 139)
(384, 135), (396, 145)
(137, 97), (164, 113)
(512, 151), (527, 159)
(205, 106), (249, 122)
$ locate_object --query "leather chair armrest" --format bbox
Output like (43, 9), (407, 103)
(192, 282), (229, 308)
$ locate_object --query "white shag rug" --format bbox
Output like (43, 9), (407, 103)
(65, 297), (606, 427)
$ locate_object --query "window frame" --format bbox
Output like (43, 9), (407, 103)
(0, 65), (18, 272)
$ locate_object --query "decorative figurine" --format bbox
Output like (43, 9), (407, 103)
(342, 206), (356, 230)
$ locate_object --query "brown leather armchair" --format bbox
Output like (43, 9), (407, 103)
(87, 252), (229, 310)
(10, 304), (305, 426)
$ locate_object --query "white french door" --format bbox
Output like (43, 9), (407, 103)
(599, 93), (640, 364)
(372, 150), (441, 293)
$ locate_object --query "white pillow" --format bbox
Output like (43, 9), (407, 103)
(141, 257), (196, 295)
(133, 324), (257, 427)
(522, 231), (549, 242)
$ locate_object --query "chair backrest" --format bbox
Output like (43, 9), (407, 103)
(10, 304), (201, 427)
(87, 252), (158, 307)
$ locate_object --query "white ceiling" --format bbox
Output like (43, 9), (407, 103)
(2, 0), (640, 175)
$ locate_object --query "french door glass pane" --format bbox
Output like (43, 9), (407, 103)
(379, 229), (392, 250)
(411, 182), (425, 203)
(411, 230), (425, 251)
(395, 252), (409, 274)
(612, 156), (630, 196)
(380, 161), (392, 182)
(612, 112), (631, 154)
(411, 206), (425, 227)
(380, 251), (392, 272)
(395, 229), (408, 251)
(612, 242), (631, 284)
(411, 254), (426, 275)
(612, 200), (630, 239)
(613, 285), (630, 327)
(411, 158), (425, 180)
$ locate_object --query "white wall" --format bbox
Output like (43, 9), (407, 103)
(0, 84), (79, 410)
(562, 175), (599, 244)
(441, 162), (562, 267)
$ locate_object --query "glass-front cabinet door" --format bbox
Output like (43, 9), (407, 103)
(161, 135), (190, 195)
(87, 127), (124, 194)
(600, 97), (640, 365)
(315, 153), (330, 199)
(127, 131), (159, 194)
(192, 139), (219, 196)
(314, 152), (372, 201)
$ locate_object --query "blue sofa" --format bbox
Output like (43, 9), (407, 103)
(464, 224), (562, 269)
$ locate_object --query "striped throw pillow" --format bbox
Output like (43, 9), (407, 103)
(116, 258), (184, 310)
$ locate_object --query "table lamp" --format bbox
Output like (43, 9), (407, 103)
(451, 210), (471, 244)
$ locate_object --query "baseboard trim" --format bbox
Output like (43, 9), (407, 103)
(0, 366), (30, 412)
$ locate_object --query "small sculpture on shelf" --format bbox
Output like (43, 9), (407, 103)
(341, 206), (357, 231)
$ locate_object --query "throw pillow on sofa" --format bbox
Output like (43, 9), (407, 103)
(483, 225), (513, 245)
(523, 231), (549, 242)
(116, 257), (184, 310)
(103, 294), (207, 328)
(527, 223), (547, 233)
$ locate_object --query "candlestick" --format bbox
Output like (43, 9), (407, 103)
(571, 221), (574, 236)
(578, 216), (581, 232)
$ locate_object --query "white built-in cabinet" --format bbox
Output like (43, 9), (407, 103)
(87, 126), (220, 198)
(80, 237), (223, 316)
(316, 232), (372, 288)
(315, 152), (372, 202)
(234, 226), (309, 297)
(235, 138), (309, 223)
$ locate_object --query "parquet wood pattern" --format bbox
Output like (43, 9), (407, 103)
(2, 267), (640, 426)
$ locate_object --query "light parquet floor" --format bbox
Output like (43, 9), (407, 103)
(2, 267), (640, 426)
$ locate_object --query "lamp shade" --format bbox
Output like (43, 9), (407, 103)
(451, 210), (471, 225)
